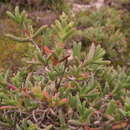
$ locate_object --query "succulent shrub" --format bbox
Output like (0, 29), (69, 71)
(0, 6), (130, 130)
(75, 7), (130, 66)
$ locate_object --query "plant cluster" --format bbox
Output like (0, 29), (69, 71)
(75, 5), (130, 66)
(0, 0), (68, 12)
(0, 4), (130, 130)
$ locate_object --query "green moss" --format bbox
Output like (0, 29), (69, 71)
(0, 18), (30, 69)
(0, 36), (29, 69)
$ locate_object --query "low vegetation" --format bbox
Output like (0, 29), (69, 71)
(0, 0), (130, 129)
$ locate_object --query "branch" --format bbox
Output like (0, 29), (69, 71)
(56, 59), (68, 90)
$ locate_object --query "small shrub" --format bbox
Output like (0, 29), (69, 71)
(0, 6), (130, 130)
(75, 7), (130, 65)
